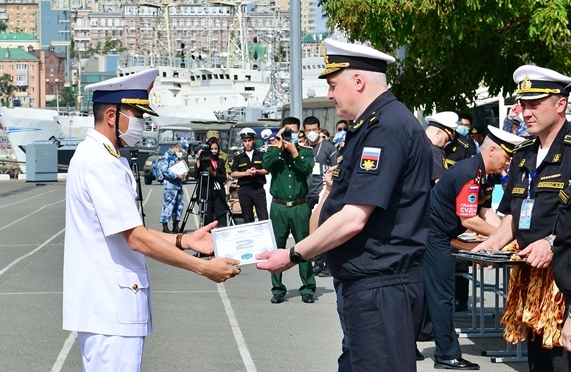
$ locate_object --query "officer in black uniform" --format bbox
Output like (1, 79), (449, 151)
(445, 114), (478, 312)
(425, 126), (524, 370)
(424, 111), (458, 186)
(445, 118), (477, 168)
(477, 65), (571, 371)
(257, 38), (432, 372)
(230, 127), (269, 223)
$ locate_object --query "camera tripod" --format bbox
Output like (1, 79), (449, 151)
(180, 167), (236, 256)
(129, 150), (146, 226)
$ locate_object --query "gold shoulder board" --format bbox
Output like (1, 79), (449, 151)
(513, 138), (535, 153)
(104, 143), (120, 158)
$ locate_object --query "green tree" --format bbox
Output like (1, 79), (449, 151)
(47, 86), (75, 109)
(0, 20), (7, 33)
(320, 0), (571, 111)
(0, 73), (16, 106)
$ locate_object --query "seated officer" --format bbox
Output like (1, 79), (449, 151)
(425, 125), (524, 370)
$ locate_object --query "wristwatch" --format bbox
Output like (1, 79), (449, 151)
(289, 247), (303, 264)
(544, 236), (554, 251)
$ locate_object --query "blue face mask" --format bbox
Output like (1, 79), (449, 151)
(456, 126), (469, 137)
(291, 133), (299, 144)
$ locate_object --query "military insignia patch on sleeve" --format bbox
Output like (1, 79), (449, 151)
(360, 147), (382, 171)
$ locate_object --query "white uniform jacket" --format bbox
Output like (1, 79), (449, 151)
(63, 128), (153, 337)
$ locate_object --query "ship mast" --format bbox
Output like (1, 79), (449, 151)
(137, 0), (181, 67)
(207, 0), (252, 69)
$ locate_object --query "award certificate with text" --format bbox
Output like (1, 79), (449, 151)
(212, 220), (277, 266)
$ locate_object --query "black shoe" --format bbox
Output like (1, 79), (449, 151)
(162, 223), (171, 233)
(172, 221), (180, 234)
(318, 268), (332, 277)
(455, 301), (468, 312)
(416, 347), (425, 361)
(301, 294), (315, 303)
(434, 357), (479, 370)
(313, 265), (324, 275)
(270, 294), (284, 304)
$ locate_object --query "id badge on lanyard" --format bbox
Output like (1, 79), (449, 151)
(518, 170), (536, 230)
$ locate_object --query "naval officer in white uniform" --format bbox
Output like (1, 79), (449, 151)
(63, 68), (241, 372)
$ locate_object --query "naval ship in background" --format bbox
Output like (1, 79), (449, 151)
(0, 1), (329, 173)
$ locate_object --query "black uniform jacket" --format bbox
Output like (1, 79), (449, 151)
(319, 91), (433, 282)
(444, 133), (477, 168)
(499, 122), (571, 249)
(231, 150), (266, 188)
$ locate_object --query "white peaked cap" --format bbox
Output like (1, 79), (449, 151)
(425, 111), (458, 138)
(513, 65), (571, 100)
(319, 39), (395, 78)
(487, 125), (526, 155)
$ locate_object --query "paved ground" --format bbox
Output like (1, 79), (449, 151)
(0, 179), (529, 371)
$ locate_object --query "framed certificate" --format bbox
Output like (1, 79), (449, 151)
(211, 220), (277, 266)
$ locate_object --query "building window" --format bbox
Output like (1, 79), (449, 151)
(29, 87), (34, 93)
(29, 76), (34, 82)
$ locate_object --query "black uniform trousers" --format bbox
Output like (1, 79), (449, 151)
(237, 185), (268, 223)
(423, 227), (461, 360)
(334, 278), (352, 372)
(342, 267), (423, 372)
(203, 189), (228, 228)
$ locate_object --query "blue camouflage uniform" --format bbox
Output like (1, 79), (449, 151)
(159, 150), (184, 224)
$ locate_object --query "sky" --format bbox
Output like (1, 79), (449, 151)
(315, 5), (328, 32)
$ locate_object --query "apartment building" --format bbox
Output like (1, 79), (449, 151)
(0, 47), (40, 107)
(1, 0), (38, 34)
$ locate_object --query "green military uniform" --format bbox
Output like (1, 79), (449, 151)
(262, 143), (316, 297)
(218, 150), (231, 174)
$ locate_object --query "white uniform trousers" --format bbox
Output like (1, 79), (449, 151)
(78, 332), (145, 372)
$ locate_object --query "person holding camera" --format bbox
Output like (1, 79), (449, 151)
(159, 141), (186, 233)
(193, 138), (229, 227)
(230, 127), (269, 223)
(262, 117), (317, 304)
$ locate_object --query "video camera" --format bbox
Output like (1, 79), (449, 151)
(281, 127), (293, 142)
(198, 144), (212, 165)
(130, 149), (139, 163)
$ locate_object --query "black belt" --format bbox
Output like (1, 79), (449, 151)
(272, 197), (306, 207)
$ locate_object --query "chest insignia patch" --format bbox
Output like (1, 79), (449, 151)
(360, 147), (382, 170)
(332, 167), (341, 178)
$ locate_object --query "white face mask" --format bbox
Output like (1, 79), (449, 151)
(176, 151), (183, 158)
(306, 131), (319, 142)
(118, 112), (146, 147)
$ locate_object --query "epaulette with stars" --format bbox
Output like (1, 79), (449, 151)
(513, 138), (536, 153)
(104, 143), (120, 158)
(564, 135), (571, 146)
(234, 150), (244, 156)
(299, 144), (313, 149)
